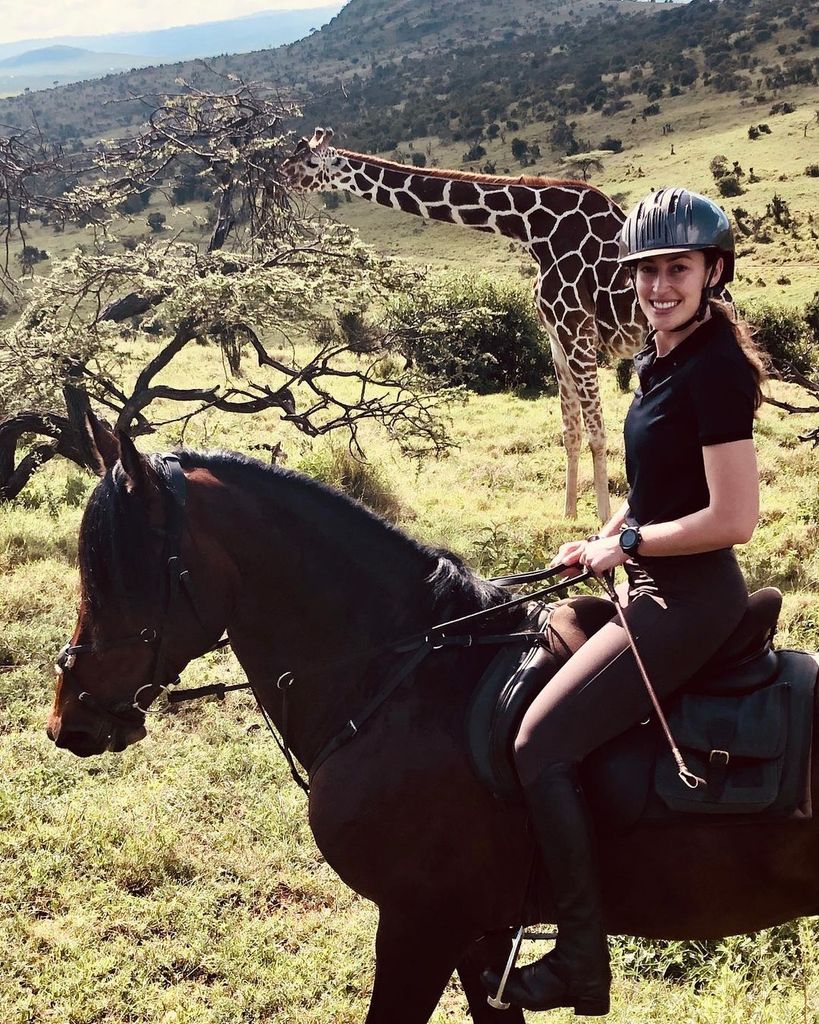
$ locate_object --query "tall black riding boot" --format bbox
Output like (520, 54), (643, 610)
(482, 762), (611, 1015)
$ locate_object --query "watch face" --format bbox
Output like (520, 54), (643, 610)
(621, 527), (639, 552)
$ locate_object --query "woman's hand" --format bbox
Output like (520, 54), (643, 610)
(549, 539), (588, 577)
(579, 536), (629, 575)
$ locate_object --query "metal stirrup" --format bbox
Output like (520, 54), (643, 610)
(487, 926), (559, 1010)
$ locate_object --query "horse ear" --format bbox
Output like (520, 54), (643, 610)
(84, 411), (120, 476)
(115, 430), (148, 492)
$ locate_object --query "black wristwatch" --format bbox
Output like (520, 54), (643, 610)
(619, 525), (642, 557)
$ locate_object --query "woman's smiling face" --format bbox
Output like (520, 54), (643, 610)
(634, 250), (723, 335)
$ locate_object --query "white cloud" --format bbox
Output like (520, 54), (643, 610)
(0, 0), (337, 45)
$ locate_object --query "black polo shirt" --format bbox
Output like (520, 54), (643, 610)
(623, 313), (756, 527)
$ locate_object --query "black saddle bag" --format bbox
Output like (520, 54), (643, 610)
(652, 650), (816, 819)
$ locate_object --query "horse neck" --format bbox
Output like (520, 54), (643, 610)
(207, 471), (477, 768)
(331, 148), (621, 247)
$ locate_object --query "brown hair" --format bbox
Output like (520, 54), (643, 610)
(708, 297), (769, 410)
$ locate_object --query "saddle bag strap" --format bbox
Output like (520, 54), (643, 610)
(705, 717), (737, 799)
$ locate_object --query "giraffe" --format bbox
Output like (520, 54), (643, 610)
(281, 127), (648, 521)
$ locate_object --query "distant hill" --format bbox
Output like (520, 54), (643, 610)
(0, 45), (144, 95)
(0, 0), (815, 155)
(0, 6), (343, 95)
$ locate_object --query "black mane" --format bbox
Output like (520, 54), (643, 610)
(78, 448), (508, 630)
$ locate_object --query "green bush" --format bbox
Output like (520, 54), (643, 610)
(804, 291), (819, 346)
(297, 445), (405, 524)
(739, 300), (816, 375)
(717, 174), (744, 197)
(389, 274), (554, 394)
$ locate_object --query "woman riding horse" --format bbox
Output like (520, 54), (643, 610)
(483, 188), (770, 1014)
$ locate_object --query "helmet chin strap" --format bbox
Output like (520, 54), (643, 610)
(670, 257), (717, 334)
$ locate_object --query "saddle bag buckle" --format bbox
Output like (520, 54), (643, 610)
(709, 749), (730, 766)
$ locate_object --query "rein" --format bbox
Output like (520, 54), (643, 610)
(57, 455), (592, 793)
(169, 562), (593, 793)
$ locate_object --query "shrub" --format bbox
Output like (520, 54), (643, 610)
(717, 175), (744, 197)
(738, 301), (816, 375)
(390, 274), (554, 394)
(297, 445), (405, 524)
(804, 291), (819, 345)
(710, 155), (729, 179)
(599, 137), (623, 153)
(615, 359), (633, 393)
(463, 144), (486, 163)
(805, 164), (819, 178)
(147, 211), (166, 232)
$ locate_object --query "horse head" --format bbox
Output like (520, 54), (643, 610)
(47, 415), (237, 757)
(280, 126), (339, 192)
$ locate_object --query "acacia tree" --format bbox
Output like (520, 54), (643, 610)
(0, 80), (467, 499)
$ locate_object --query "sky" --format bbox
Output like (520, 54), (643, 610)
(0, 0), (340, 46)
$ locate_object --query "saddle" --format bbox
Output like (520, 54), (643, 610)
(467, 588), (819, 828)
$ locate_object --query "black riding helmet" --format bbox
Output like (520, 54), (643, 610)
(617, 188), (735, 330)
(617, 187), (735, 283)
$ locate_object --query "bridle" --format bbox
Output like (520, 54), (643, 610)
(55, 455), (228, 729)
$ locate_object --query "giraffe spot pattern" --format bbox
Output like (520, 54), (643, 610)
(428, 205), (455, 223)
(496, 213), (527, 238)
(397, 191), (422, 216)
(448, 181), (481, 207)
(311, 146), (650, 520)
(460, 207), (491, 227)
(483, 190), (513, 212)
(414, 177), (448, 204)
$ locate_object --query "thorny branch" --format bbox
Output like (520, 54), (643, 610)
(765, 362), (819, 447)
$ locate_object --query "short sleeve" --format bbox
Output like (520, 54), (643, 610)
(687, 344), (756, 446)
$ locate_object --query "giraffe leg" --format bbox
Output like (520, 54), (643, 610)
(572, 341), (611, 523)
(550, 339), (584, 520)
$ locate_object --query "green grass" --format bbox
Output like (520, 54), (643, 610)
(0, 321), (817, 1020)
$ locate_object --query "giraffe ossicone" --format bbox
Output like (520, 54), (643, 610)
(281, 127), (649, 521)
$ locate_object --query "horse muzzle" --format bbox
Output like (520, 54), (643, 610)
(46, 712), (146, 757)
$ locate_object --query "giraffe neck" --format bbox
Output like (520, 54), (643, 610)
(332, 149), (610, 244)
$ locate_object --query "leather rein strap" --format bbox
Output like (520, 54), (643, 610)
(163, 562), (592, 794)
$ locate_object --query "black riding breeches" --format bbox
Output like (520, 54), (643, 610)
(513, 549), (748, 786)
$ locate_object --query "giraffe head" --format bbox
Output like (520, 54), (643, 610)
(280, 127), (340, 192)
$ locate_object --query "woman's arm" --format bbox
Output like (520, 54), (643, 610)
(637, 439), (759, 554)
(581, 439), (758, 572)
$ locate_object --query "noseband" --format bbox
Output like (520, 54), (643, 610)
(55, 455), (226, 728)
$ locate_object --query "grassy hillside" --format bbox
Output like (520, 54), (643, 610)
(0, 329), (817, 1021)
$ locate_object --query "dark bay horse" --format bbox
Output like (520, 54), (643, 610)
(48, 417), (819, 1024)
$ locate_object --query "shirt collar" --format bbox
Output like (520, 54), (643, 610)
(634, 315), (724, 381)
